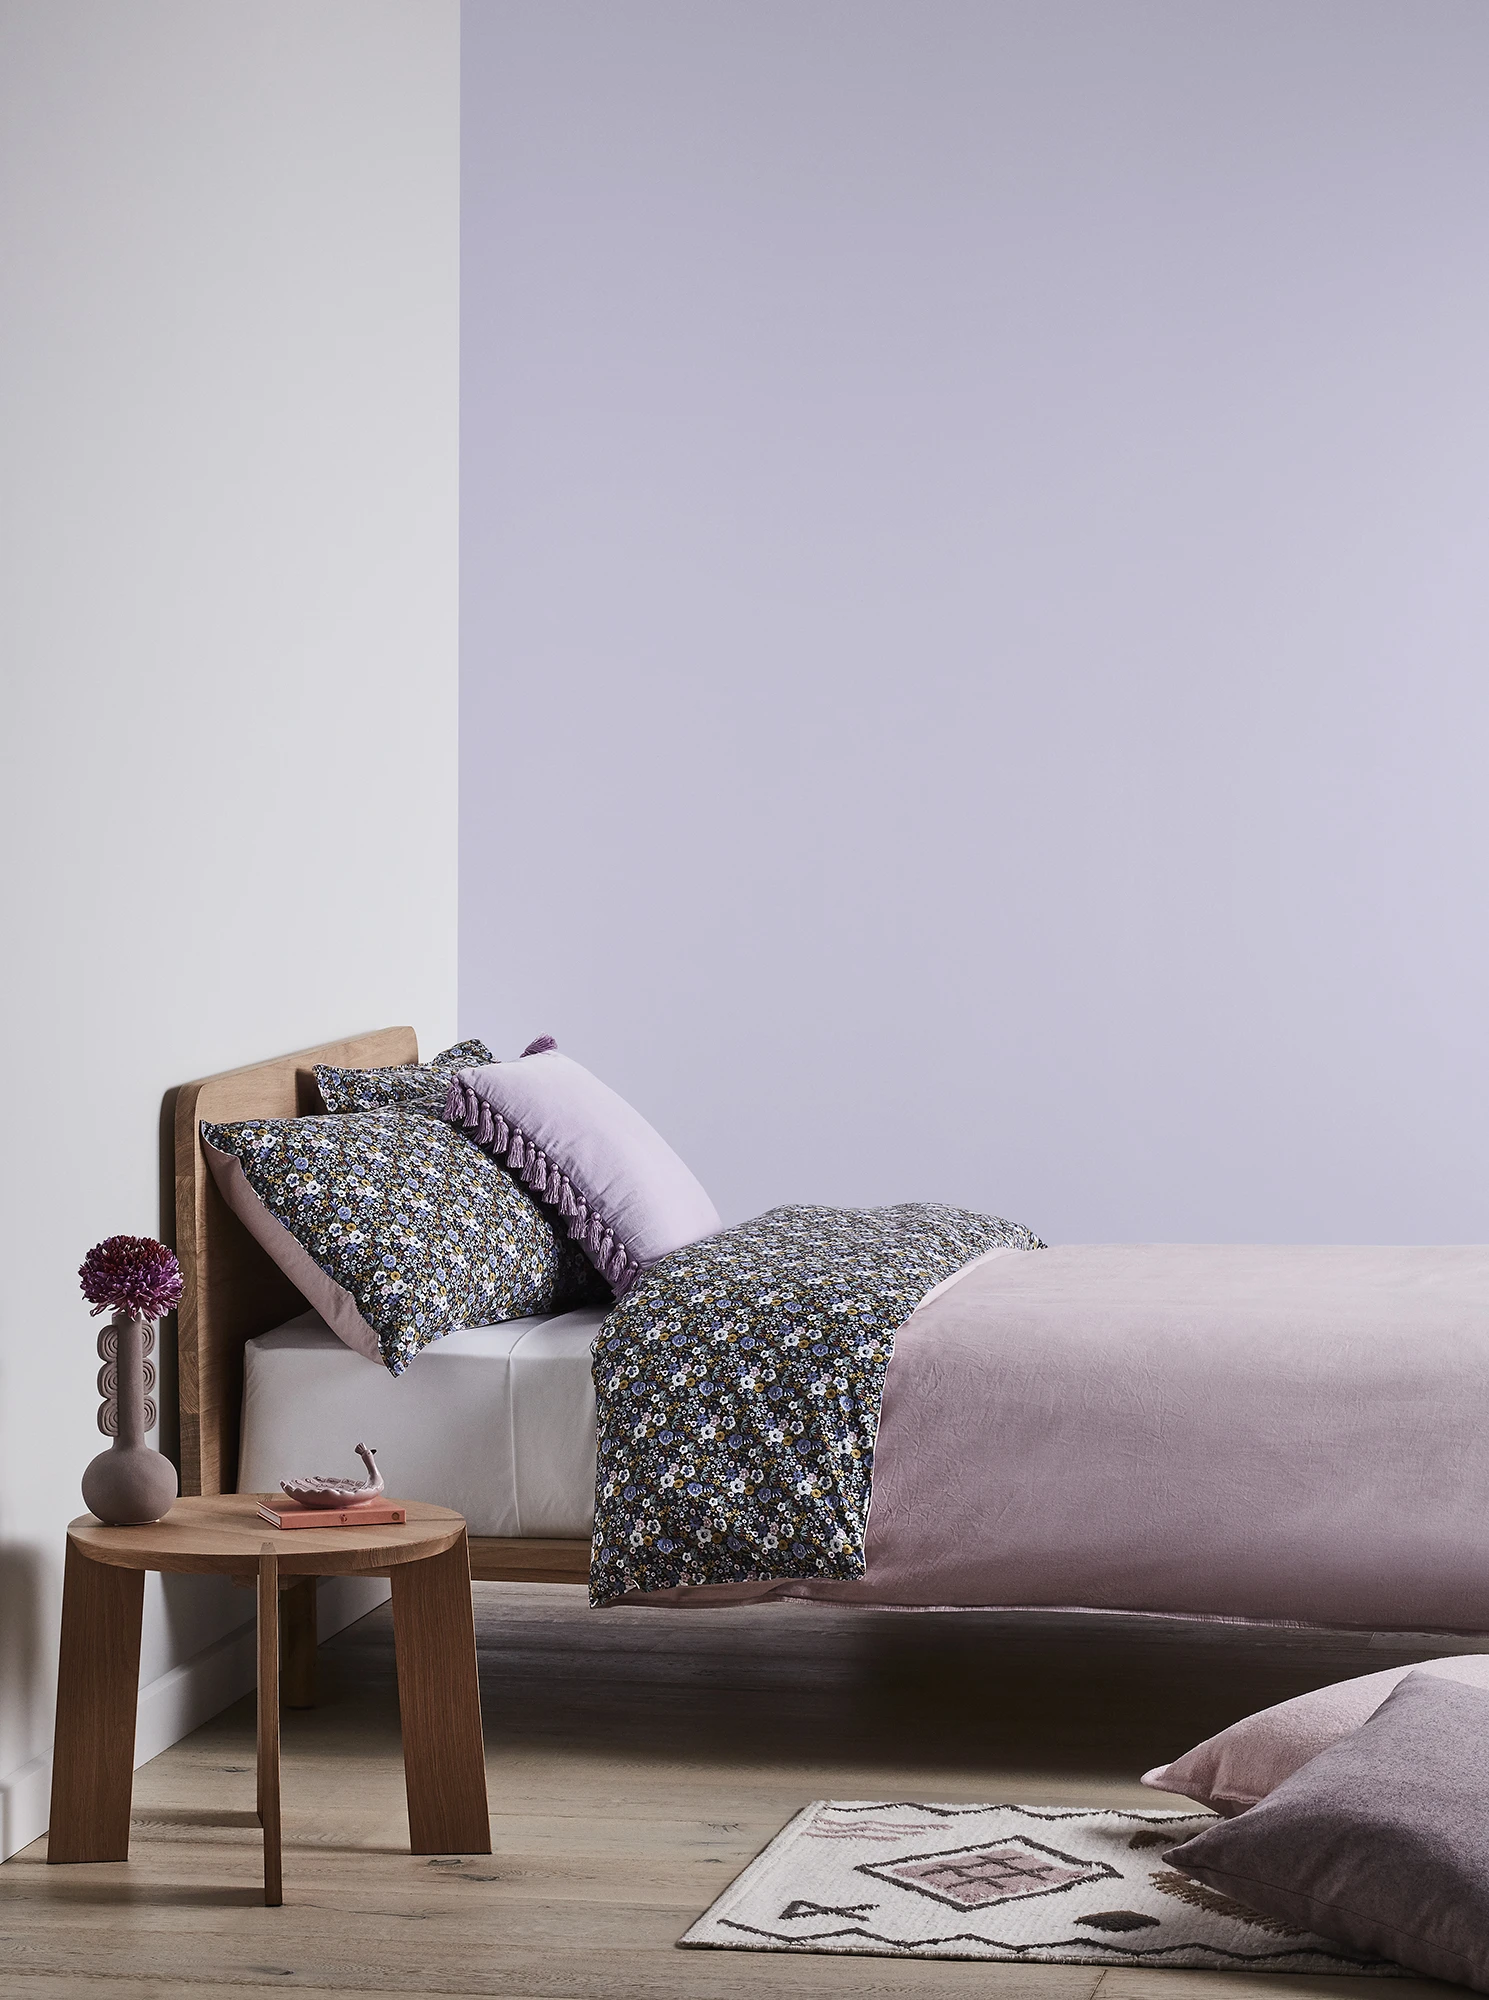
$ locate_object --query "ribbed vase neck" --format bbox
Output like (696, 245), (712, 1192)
(113, 1311), (148, 1449)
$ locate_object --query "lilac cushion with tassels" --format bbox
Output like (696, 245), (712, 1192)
(442, 1040), (722, 1294)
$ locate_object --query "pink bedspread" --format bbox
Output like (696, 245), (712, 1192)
(639, 1244), (1489, 1631)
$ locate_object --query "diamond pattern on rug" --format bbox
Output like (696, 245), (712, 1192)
(679, 1803), (1409, 1971)
(860, 1834), (1116, 1911)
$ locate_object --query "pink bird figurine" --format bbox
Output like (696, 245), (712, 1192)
(281, 1443), (385, 1510)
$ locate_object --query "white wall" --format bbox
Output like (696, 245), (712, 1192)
(461, 1), (1489, 1246)
(0, 1), (459, 1859)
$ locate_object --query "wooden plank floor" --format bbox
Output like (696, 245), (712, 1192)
(1, 1584), (1460, 1997)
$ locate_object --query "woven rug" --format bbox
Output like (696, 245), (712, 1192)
(680, 1802), (1405, 1971)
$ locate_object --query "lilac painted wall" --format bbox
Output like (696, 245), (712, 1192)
(461, 1), (1489, 1242)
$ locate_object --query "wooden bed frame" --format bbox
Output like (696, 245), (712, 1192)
(173, 1028), (592, 1599)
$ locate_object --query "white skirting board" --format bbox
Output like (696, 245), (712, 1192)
(0, 1574), (389, 1862)
(0, 1754), (50, 1866)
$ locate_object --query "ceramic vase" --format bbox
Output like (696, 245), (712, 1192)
(81, 1311), (178, 1525)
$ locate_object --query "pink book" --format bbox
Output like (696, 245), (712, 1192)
(257, 1501), (407, 1530)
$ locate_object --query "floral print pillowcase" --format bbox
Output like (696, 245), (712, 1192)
(314, 1039), (496, 1117)
(201, 1106), (603, 1375)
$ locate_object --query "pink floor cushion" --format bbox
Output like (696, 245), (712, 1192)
(1164, 1673), (1489, 1987)
(1143, 1651), (1489, 1814)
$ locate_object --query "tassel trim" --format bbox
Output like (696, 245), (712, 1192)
(441, 1077), (639, 1292)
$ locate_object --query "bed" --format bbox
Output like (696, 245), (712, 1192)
(175, 1029), (1489, 1651)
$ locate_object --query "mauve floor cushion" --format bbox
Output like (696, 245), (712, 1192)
(1165, 1673), (1489, 1989)
(1143, 1652), (1489, 1813)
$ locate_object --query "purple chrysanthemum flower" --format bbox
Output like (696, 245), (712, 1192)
(78, 1234), (184, 1321)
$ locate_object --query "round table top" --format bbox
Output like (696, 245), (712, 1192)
(67, 1494), (468, 1576)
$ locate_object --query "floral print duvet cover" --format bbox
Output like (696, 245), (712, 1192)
(589, 1202), (1043, 1605)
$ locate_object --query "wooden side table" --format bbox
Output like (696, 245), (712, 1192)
(47, 1495), (491, 1904)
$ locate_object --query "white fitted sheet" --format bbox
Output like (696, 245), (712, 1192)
(239, 1307), (604, 1537)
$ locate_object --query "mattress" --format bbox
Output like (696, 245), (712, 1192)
(239, 1307), (604, 1537)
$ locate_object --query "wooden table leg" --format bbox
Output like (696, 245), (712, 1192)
(257, 1546), (282, 1906)
(47, 1540), (145, 1864)
(281, 1578), (317, 1709)
(390, 1533), (491, 1854)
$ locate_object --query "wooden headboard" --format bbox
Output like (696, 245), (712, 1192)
(173, 1026), (416, 1496)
